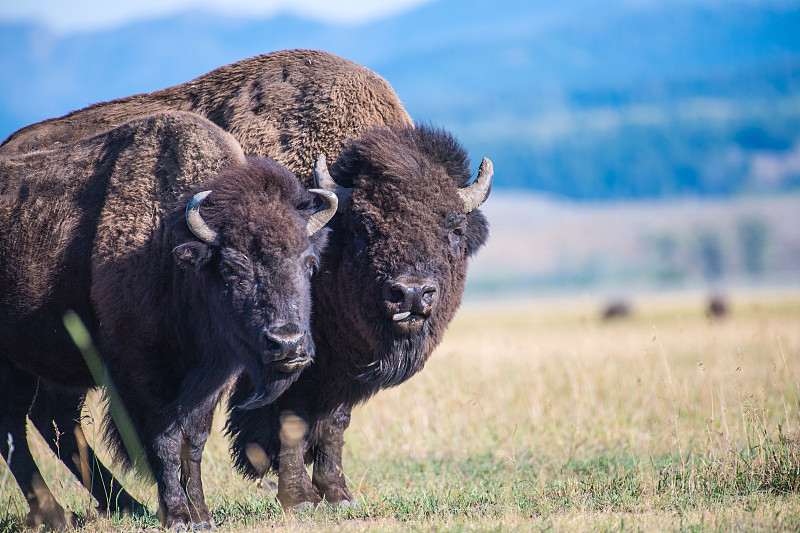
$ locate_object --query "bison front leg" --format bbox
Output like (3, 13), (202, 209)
(0, 363), (73, 529)
(276, 411), (321, 510)
(150, 430), (194, 528)
(179, 406), (216, 527)
(311, 404), (353, 506)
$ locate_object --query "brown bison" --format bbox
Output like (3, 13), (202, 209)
(0, 49), (492, 510)
(228, 124), (491, 509)
(601, 300), (631, 321)
(0, 111), (336, 528)
(706, 294), (728, 319)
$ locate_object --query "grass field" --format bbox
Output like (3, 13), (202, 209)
(2, 290), (800, 531)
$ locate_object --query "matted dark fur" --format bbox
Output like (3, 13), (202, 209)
(0, 49), (491, 510)
(0, 111), (329, 527)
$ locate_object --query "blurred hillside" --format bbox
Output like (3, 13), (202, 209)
(468, 192), (800, 298)
(2, 0), (800, 198)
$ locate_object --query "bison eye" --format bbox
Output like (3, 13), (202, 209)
(448, 227), (464, 250)
(305, 255), (319, 278)
(220, 258), (246, 280)
(220, 263), (237, 279)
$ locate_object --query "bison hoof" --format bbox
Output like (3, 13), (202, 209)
(169, 522), (216, 531)
(290, 501), (316, 512)
(192, 521), (218, 531)
(278, 487), (322, 511)
(167, 517), (213, 531)
(333, 499), (360, 511)
(317, 484), (353, 506)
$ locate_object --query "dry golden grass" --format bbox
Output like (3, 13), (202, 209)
(2, 289), (800, 531)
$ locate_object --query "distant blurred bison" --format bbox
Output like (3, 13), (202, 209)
(0, 49), (492, 510)
(602, 300), (631, 321)
(0, 111), (335, 528)
(706, 294), (729, 319)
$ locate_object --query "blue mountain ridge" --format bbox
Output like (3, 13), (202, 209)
(2, 0), (799, 198)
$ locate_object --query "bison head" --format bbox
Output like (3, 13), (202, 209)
(313, 124), (491, 388)
(170, 157), (335, 406)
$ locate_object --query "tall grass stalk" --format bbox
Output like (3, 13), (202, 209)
(62, 310), (151, 481)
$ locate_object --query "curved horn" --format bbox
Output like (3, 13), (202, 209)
(306, 189), (338, 236)
(458, 157), (493, 213)
(185, 190), (219, 245)
(313, 154), (351, 213)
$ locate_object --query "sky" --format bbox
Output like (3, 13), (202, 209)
(0, 0), (434, 33)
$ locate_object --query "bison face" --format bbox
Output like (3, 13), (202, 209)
(181, 243), (318, 370)
(314, 124), (491, 388)
(171, 158), (335, 405)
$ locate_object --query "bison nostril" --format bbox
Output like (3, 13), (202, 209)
(261, 328), (306, 361)
(383, 277), (440, 319)
(264, 336), (282, 354)
(421, 285), (437, 307)
(389, 284), (406, 303)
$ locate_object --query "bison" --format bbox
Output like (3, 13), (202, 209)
(601, 300), (631, 321)
(706, 294), (728, 320)
(0, 49), (492, 510)
(228, 124), (492, 509)
(0, 110), (336, 527)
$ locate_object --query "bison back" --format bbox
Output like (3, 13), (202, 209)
(0, 50), (412, 189)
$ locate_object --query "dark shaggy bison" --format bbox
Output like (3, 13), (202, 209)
(0, 49), (492, 510)
(0, 111), (336, 528)
(228, 124), (491, 508)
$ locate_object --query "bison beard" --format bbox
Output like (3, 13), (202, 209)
(357, 328), (429, 388)
(235, 371), (302, 410)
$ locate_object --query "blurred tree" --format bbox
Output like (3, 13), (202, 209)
(737, 217), (769, 277)
(644, 231), (686, 284)
(697, 229), (724, 282)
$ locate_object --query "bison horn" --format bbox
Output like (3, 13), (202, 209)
(306, 189), (338, 236)
(313, 154), (351, 213)
(458, 157), (493, 213)
(185, 190), (220, 246)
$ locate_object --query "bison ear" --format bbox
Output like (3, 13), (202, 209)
(173, 242), (213, 269)
(464, 210), (490, 259)
(309, 226), (331, 255)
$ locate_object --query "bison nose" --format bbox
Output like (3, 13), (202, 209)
(382, 275), (439, 320)
(261, 325), (307, 363)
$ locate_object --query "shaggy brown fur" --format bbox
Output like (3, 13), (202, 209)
(0, 111), (330, 528)
(0, 49), (412, 188)
(0, 49), (490, 511)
